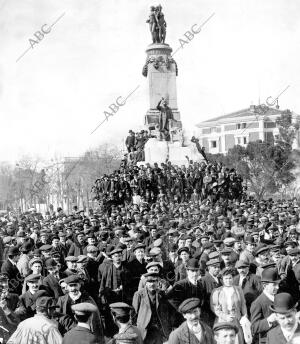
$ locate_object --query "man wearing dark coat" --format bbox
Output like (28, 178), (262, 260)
(200, 259), (222, 327)
(168, 298), (214, 344)
(68, 232), (86, 257)
(157, 98), (173, 141)
(127, 244), (147, 301)
(62, 302), (100, 344)
(57, 275), (104, 340)
(1, 247), (23, 295)
(132, 272), (172, 344)
(250, 268), (280, 344)
(234, 260), (262, 317)
(266, 292), (300, 344)
(42, 259), (63, 300)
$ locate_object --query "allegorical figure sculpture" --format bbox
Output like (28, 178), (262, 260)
(157, 98), (173, 141)
(146, 5), (167, 44)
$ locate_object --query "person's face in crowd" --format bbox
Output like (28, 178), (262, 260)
(87, 237), (96, 246)
(41, 234), (47, 243)
(258, 252), (268, 263)
(183, 307), (201, 327)
(27, 280), (40, 294)
(221, 254), (231, 265)
(77, 234), (85, 245)
(271, 250), (281, 262)
(246, 243), (255, 253)
(112, 252), (122, 265)
(67, 282), (81, 296)
(264, 282), (279, 295)
(31, 262), (42, 275)
(209, 264), (220, 277)
(234, 241), (242, 251)
(48, 266), (59, 275)
(178, 239), (185, 248)
(200, 237), (209, 245)
(169, 250), (176, 261)
(42, 250), (51, 259)
(148, 266), (160, 274)
(214, 329), (236, 344)
(180, 251), (189, 263)
(222, 274), (234, 287)
(187, 268), (199, 284)
(52, 238), (60, 248)
(67, 261), (77, 271)
(60, 281), (68, 295)
(237, 266), (249, 277)
(135, 248), (145, 261)
(146, 278), (158, 293)
(59, 236), (66, 244)
(290, 253), (300, 265)
(276, 310), (297, 331)
(126, 240), (134, 250)
(185, 239), (192, 247)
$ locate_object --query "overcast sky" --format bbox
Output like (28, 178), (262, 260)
(1, 0), (300, 163)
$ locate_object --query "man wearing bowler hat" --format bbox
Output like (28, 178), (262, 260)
(250, 268), (280, 344)
(1, 246), (22, 295)
(213, 322), (238, 344)
(62, 302), (99, 344)
(267, 293), (300, 344)
(168, 298), (214, 344)
(167, 258), (206, 313)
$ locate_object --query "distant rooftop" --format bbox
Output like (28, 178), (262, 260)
(197, 105), (284, 126)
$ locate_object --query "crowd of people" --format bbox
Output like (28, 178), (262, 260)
(93, 159), (244, 212)
(0, 155), (300, 344)
(124, 130), (151, 165)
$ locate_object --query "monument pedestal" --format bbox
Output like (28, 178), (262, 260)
(143, 43), (182, 142)
(141, 138), (203, 166)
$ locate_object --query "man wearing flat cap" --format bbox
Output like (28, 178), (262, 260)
(110, 302), (143, 344)
(7, 296), (62, 344)
(168, 298), (214, 344)
(132, 271), (172, 344)
(56, 275), (104, 340)
(62, 302), (99, 344)
(267, 293), (300, 344)
(213, 322), (238, 344)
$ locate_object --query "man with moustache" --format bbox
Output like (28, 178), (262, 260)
(267, 293), (300, 344)
(168, 298), (214, 344)
(56, 275), (104, 339)
(250, 268), (280, 344)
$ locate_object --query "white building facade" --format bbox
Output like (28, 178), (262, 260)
(196, 105), (300, 154)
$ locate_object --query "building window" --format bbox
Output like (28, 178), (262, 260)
(237, 123), (246, 129)
(242, 123), (247, 128)
(243, 137), (247, 144)
(237, 137), (241, 144)
(264, 121), (276, 128)
(237, 124), (241, 129)
(211, 140), (217, 148)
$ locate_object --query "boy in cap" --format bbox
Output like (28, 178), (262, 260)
(62, 302), (98, 344)
(110, 302), (143, 344)
(168, 298), (214, 344)
(213, 322), (238, 344)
